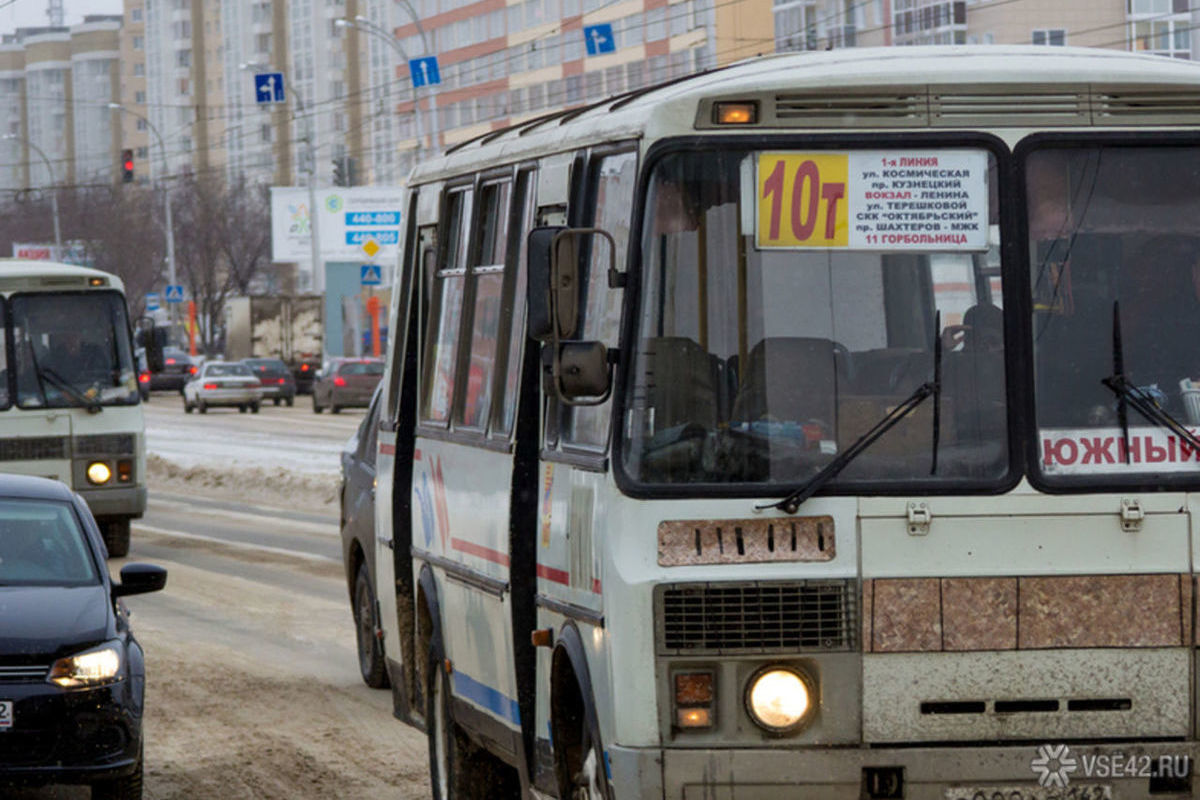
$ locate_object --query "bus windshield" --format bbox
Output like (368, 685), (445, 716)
(622, 147), (1007, 490)
(1029, 145), (1200, 483)
(11, 291), (138, 410)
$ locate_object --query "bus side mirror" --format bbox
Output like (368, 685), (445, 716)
(557, 341), (611, 404)
(137, 319), (166, 372)
(527, 226), (567, 343)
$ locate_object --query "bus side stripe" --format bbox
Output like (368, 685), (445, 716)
(452, 669), (521, 725)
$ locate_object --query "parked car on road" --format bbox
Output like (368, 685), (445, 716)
(340, 385), (387, 688)
(182, 361), (263, 414)
(312, 358), (383, 414)
(0, 474), (167, 799)
(149, 346), (197, 393)
(241, 358), (297, 406)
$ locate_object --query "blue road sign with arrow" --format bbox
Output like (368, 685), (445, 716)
(361, 265), (383, 286)
(254, 72), (286, 105)
(165, 285), (185, 303)
(584, 23), (616, 55)
(408, 57), (441, 88)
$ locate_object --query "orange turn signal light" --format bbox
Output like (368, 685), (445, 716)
(676, 708), (712, 728)
(713, 101), (757, 125)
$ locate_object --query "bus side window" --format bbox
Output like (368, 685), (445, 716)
(563, 149), (637, 451)
(421, 186), (473, 425)
(492, 168), (537, 438)
(457, 178), (512, 431)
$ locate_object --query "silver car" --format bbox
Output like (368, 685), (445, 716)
(182, 361), (264, 414)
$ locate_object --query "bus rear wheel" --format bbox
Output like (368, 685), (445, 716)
(102, 518), (131, 558)
(427, 653), (517, 799)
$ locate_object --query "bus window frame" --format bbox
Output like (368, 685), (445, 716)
(1015, 130), (1200, 496)
(384, 189), (422, 431)
(453, 168), (516, 436)
(419, 180), (474, 430)
(553, 142), (639, 466)
(0, 296), (11, 412)
(609, 132), (1023, 501)
(488, 164), (540, 445)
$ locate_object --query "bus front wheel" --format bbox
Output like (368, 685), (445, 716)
(102, 518), (131, 558)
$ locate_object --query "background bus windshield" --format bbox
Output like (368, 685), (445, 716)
(11, 292), (137, 409)
(622, 148), (1007, 489)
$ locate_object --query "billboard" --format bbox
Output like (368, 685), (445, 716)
(271, 186), (405, 263)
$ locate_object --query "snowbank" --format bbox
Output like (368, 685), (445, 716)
(147, 453), (340, 514)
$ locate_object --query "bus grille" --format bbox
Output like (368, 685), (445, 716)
(0, 437), (66, 461)
(73, 434), (136, 456)
(656, 580), (856, 655)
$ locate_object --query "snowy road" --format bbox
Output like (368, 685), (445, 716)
(143, 393), (366, 475)
(9, 392), (431, 800)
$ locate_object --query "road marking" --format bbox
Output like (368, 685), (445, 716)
(133, 522), (340, 564)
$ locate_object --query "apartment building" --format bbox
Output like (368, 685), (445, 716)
(771, 0), (1182, 53)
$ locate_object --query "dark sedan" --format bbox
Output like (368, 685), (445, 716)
(0, 474), (167, 799)
(148, 346), (196, 393)
(340, 385), (388, 688)
(312, 358), (383, 414)
(241, 358), (297, 406)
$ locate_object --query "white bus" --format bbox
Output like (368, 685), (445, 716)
(367, 46), (1200, 799)
(0, 261), (151, 557)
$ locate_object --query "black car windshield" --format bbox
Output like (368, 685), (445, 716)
(1028, 145), (1200, 485)
(12, 291), (138, 409)
(0, 499), (99, 586)
(621, 147), (1007, 490)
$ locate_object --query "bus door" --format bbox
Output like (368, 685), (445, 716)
(414, 171), (531, 762)
(531, 146), (638, 793)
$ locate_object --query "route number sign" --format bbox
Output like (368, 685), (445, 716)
(754, 150), (989, 251)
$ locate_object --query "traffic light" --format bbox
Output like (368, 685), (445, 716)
(332, 156), (346, 187)
(121, 148), (134, 183)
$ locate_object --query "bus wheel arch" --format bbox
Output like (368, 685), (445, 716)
(551, 623), (611, 800)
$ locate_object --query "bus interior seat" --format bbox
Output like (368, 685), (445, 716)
(941, 350), (1007, 442)
(848, 347), (930, 395)
(730, 337), (848, 426)
(640, 337), (724, 433)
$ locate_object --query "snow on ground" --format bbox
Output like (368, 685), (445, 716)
(143, 401), (360, 514)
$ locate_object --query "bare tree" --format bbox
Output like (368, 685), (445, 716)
(220, 178), (272, 294)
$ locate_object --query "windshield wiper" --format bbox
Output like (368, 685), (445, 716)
(1102, 300), (1200, 456)
(33, 359), (102, 414)
(758, 380), (935, 515)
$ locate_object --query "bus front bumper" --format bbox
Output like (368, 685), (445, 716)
(610, 742), (1199, 799)
(76, 485), (146, 520)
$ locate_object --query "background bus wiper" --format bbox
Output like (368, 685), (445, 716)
(759, 381), (935, 515)
(37, 365), (103, 414)
(1101, 300), (1200, 458)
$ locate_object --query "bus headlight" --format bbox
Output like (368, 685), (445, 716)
(86, 461), (113, 485)
(745, 667), (813, 734)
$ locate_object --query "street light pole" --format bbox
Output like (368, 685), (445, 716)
(345, 12), (439, 151)
(336, 17), (424, 158)
(4, 134), (62, 255)
(240, 62), (323, 292)
(108, 103), (176, 294)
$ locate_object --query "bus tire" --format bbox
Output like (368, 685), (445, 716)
(354, 563), (389, 689)
(427, 652), (515, 799)
(102, 518), (131, 558)
(250, 403), (260, 414)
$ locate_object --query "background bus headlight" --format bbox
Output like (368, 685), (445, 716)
(86, 461), (113, 485)
(745, 667), (813, 733)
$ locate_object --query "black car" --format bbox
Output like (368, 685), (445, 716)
(0, 474), (166, 798)
(340, 386), (388, 688)
(241, 358), (297, 406)
(148, 346), (196, 393)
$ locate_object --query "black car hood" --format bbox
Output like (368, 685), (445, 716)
(0, 585), (112, 659)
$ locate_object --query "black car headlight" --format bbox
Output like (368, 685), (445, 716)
(48, 641), (123, 689)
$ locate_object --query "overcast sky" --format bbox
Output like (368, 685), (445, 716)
(0, 0), (123, 37)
